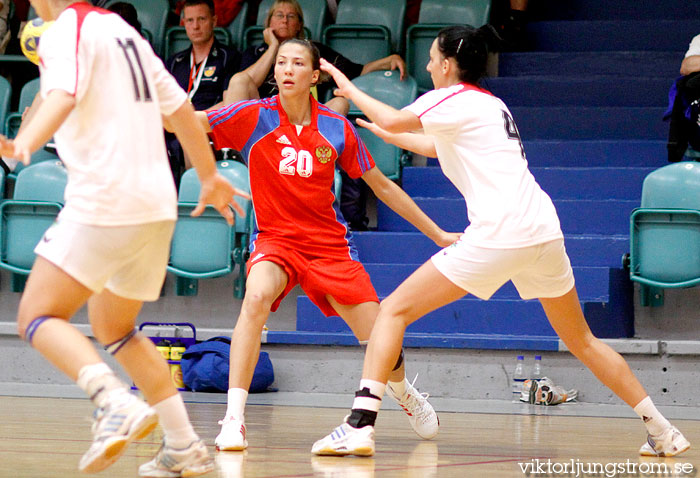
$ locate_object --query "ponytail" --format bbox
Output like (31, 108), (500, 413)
(437, 24), (499, 84)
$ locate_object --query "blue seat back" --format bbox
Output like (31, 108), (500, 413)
(405, 25), (439, 92)
(640, 162), (700, 209)
(334, 0), (406, 53)
(170, 163), (251, 276)
(418, 0), (491, 26)
(298, 0), (330, 41)
(348, 70), (417, 115)
(0, 161), (66, 274)
(0, 76), (11, 134)
(105, 0), (169, 55)
(13, 160), (67, 202)
(225, 1), (249, 50)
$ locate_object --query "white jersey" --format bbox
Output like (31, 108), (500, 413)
(404, 83), (563, 249)
(38, 3), (186, 226)
(686, 34), (700, 58)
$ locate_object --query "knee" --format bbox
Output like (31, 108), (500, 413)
(240, 290), (275, 323)
(377, 299), (411, 328)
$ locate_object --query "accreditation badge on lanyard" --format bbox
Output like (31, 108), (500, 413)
(187, 51), (208, 100)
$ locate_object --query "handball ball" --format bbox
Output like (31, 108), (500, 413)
(21, 18), (54, 65)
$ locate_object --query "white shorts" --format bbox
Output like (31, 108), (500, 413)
(34, 219), (175, 301)
(431, 238), (575, 300)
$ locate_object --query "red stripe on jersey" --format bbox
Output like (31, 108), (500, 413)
(66, 3), (110, 96)
(418, 82), (493, 118)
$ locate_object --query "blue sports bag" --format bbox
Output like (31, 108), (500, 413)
(180, 336), (274, 393)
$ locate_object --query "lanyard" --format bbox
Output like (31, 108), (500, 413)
(187, 51), (208, 100)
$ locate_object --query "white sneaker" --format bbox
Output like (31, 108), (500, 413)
(215, 417), (248, 451)
(386, 375), (439, 439)
(639, 426), (690, 457)
(312, 423), (375, 456)
(79, 390), (158, 473)
(138, 439), (214, 477)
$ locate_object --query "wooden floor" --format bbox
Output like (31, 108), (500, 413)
(1, 396), (698, 477)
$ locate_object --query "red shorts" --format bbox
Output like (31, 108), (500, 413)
(246, 237), (378, 316)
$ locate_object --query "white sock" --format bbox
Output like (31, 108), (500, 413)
(76, 363), (125, 408)
(387, 377), (407, 397)
(351, 379), (385, 412)
(634, 396), (672, 436)
(225, 388), (248, 421)
(153, 394), (199, 448)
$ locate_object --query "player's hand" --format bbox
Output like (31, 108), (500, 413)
(191, 172), (250, 226)
(0, 135), (30, 165)
(435, 231), (462, 248)
(356, 118), (390, 140)
(320, 58), (355, 99)
(388, 54), (406, 80)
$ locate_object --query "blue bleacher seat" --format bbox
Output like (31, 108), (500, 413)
(628, 162), (700, 306)
(104, 0), (169, 56)
(0, 161), (67, 292)
(347, 70), (417, 180)
(5, 77), (40, 139)
(168, 161), (251, 298)
(0, 77), (11, 137)
(406, 0), (491, 92)
(321, 0), (404, 65)
(225, 1), (249, 50)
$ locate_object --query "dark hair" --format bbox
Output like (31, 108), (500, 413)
(276, 39), (328, 85)
(182, 0), (215, 16)
(108, 2), (141, 32)
(436, 24), (499, 84)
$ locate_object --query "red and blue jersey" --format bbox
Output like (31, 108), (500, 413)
(207, 95), (375, 258)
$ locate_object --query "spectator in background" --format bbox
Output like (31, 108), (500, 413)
(223, 0), (406, 230)
(173, 0), (245, 27)
(0, 1), (10, 54)
(666, 34), (700, 162)
(165, 0), (241, 186)
(106, 2), (141, 32)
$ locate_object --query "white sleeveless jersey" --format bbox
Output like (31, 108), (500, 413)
(38, 4), (186, 225)
(404, 83), (563, 249)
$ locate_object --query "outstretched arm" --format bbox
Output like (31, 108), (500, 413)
(362, 167), (461, 247)
(356, 118), (436, 157)
(165, 101), (249, 224)
(321, 58), (420, 133)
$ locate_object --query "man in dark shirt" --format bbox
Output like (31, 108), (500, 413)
(165, 0), (241, 186)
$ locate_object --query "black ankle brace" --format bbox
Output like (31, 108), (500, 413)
(347, 408), (378, 428)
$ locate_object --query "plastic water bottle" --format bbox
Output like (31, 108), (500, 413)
(532, 355), (543, 380)
(512, 355), (526, 401)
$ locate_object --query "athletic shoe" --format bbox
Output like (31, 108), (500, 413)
(311, 423), (375, 456)
(639, 426), (690, 457)
(386, 375), (439, 439)
(79, 390), (158, 473)
(215, 417), (248, 451)
(521, 377), (577, 405)
(138, 439), (214, 477)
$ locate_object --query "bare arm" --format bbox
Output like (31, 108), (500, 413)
(0, 89), (75, 165)
(241, 29), (279, 87)
(360, 53), (406, 80)
(165, 101), (249, 224)
(681, 55), (700, 76)
(356, 118), (436, 157)
(362, 167), (461, 247)
(321, 58), (421, 133)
